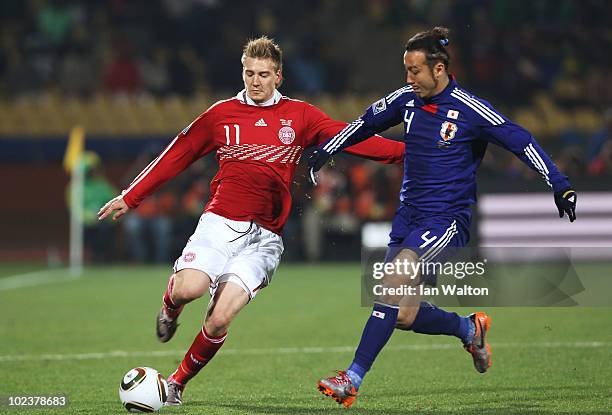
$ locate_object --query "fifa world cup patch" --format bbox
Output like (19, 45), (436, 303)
(181, 120), (196, 136)
(439, 121), (458, 144)
(372, 98), (387, 115)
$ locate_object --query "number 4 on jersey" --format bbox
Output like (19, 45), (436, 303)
(404, 111), (414, 134)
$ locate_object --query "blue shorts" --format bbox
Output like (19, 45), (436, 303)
(384, 205), (471, 266)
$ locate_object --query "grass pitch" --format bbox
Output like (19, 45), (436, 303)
(1, 263), (611, 414)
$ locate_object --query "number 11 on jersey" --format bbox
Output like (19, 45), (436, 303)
(224, 124), (240, 145)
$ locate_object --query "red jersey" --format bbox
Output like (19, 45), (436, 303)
(122, 91), (405, 234)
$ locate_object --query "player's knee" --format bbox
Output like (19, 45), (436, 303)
(205, 312), (234, 336)
(173, 271), (208, 302)
(396, 306), (418, 330)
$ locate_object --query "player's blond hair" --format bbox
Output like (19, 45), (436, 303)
(241, 36), (283, 73)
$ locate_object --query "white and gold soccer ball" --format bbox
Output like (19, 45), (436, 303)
(118, 367), (167, 412)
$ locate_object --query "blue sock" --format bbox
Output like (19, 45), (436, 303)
(408, 301), (474, 344)
(347, 303), (399, 390)
(346, 363), (365, 390)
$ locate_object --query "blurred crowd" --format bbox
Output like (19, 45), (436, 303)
(76, 147), (217, 263)
(1, 0), (610, 101)
(2, 0), (611, 262)
(1, 1), (611, 157)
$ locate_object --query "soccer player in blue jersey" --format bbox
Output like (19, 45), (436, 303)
(309, 27), (577, 407)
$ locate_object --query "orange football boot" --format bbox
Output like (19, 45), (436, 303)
(464, 312), (492, 373)
(318, 371), (358, 408)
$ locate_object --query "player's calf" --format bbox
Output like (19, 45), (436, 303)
(171, 270), (211, 304)
(203, 279), (250, 336)
(395, 305), (420, 329)
(157, 271), (211, 343)
(203, 311), (234, 337)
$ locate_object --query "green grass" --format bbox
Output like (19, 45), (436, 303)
(1, 264), (611, 414)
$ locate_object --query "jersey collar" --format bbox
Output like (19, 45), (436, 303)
(236, 89), (282, 106)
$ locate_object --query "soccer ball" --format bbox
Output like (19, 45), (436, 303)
(118, 367), (167, 412)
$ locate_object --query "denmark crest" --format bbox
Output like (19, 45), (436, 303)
(278, 126), (296, 144)
(439, 121), (458, 142)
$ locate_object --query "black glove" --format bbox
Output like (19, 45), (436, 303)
(307, 149), (332, 185)
(554, 188), (577, 222)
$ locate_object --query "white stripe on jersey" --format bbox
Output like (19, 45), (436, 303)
(323, 119), (365, 154)
(323, 119), (362, 153)
(238, 144), (273, 159)
(524, 144), (551, 187)
(524, 144), (548, 175)
(422, 227), (458, 264)
(420, 220), (458, 263)
(281, 146), (300, 163)
(130, 156), (158, 185)
(223, 143), (268, 160)
(528, 143), (549, 174)
(324, 86), (413, 154)
(386, 85), (413, 104)
(218, 144), (303, 164)
(124, 136), (180, 196)
(452, 88), (504, 124)
(267, 146), (293, 162)
(253, 145), (287, 161)
(450, 89), (504, 125)
(524, 149), (551, 187)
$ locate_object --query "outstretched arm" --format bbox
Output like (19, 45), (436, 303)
(344, 135), (405, 164)
(456, 91), (577, 222)
(482, 121), (576, 222)
(98, 108), (219, 221)
(305, 96), (404, 176)
(310, 115), (405, 164)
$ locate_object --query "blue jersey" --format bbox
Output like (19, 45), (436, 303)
(321, 78), (570, 213)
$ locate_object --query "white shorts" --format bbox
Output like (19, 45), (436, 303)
(174, 212), (284, 299)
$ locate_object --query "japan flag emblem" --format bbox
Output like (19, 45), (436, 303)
(278, 126), (296, 144)
(446, 109), (459, 120)
(439, 121), (458, 142)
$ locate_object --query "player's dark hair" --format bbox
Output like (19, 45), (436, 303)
(405, 26), (450, 70)
(241, 36), (283, 73)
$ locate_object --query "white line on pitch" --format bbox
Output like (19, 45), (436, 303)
(0, 269), (78, 291)
(0, 341), (608, 363)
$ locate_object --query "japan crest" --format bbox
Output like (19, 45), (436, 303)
(278, 126), (296, 144)
(439, 121), (458, 142)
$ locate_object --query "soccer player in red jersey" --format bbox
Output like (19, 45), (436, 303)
(98, 36), (405, 405)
